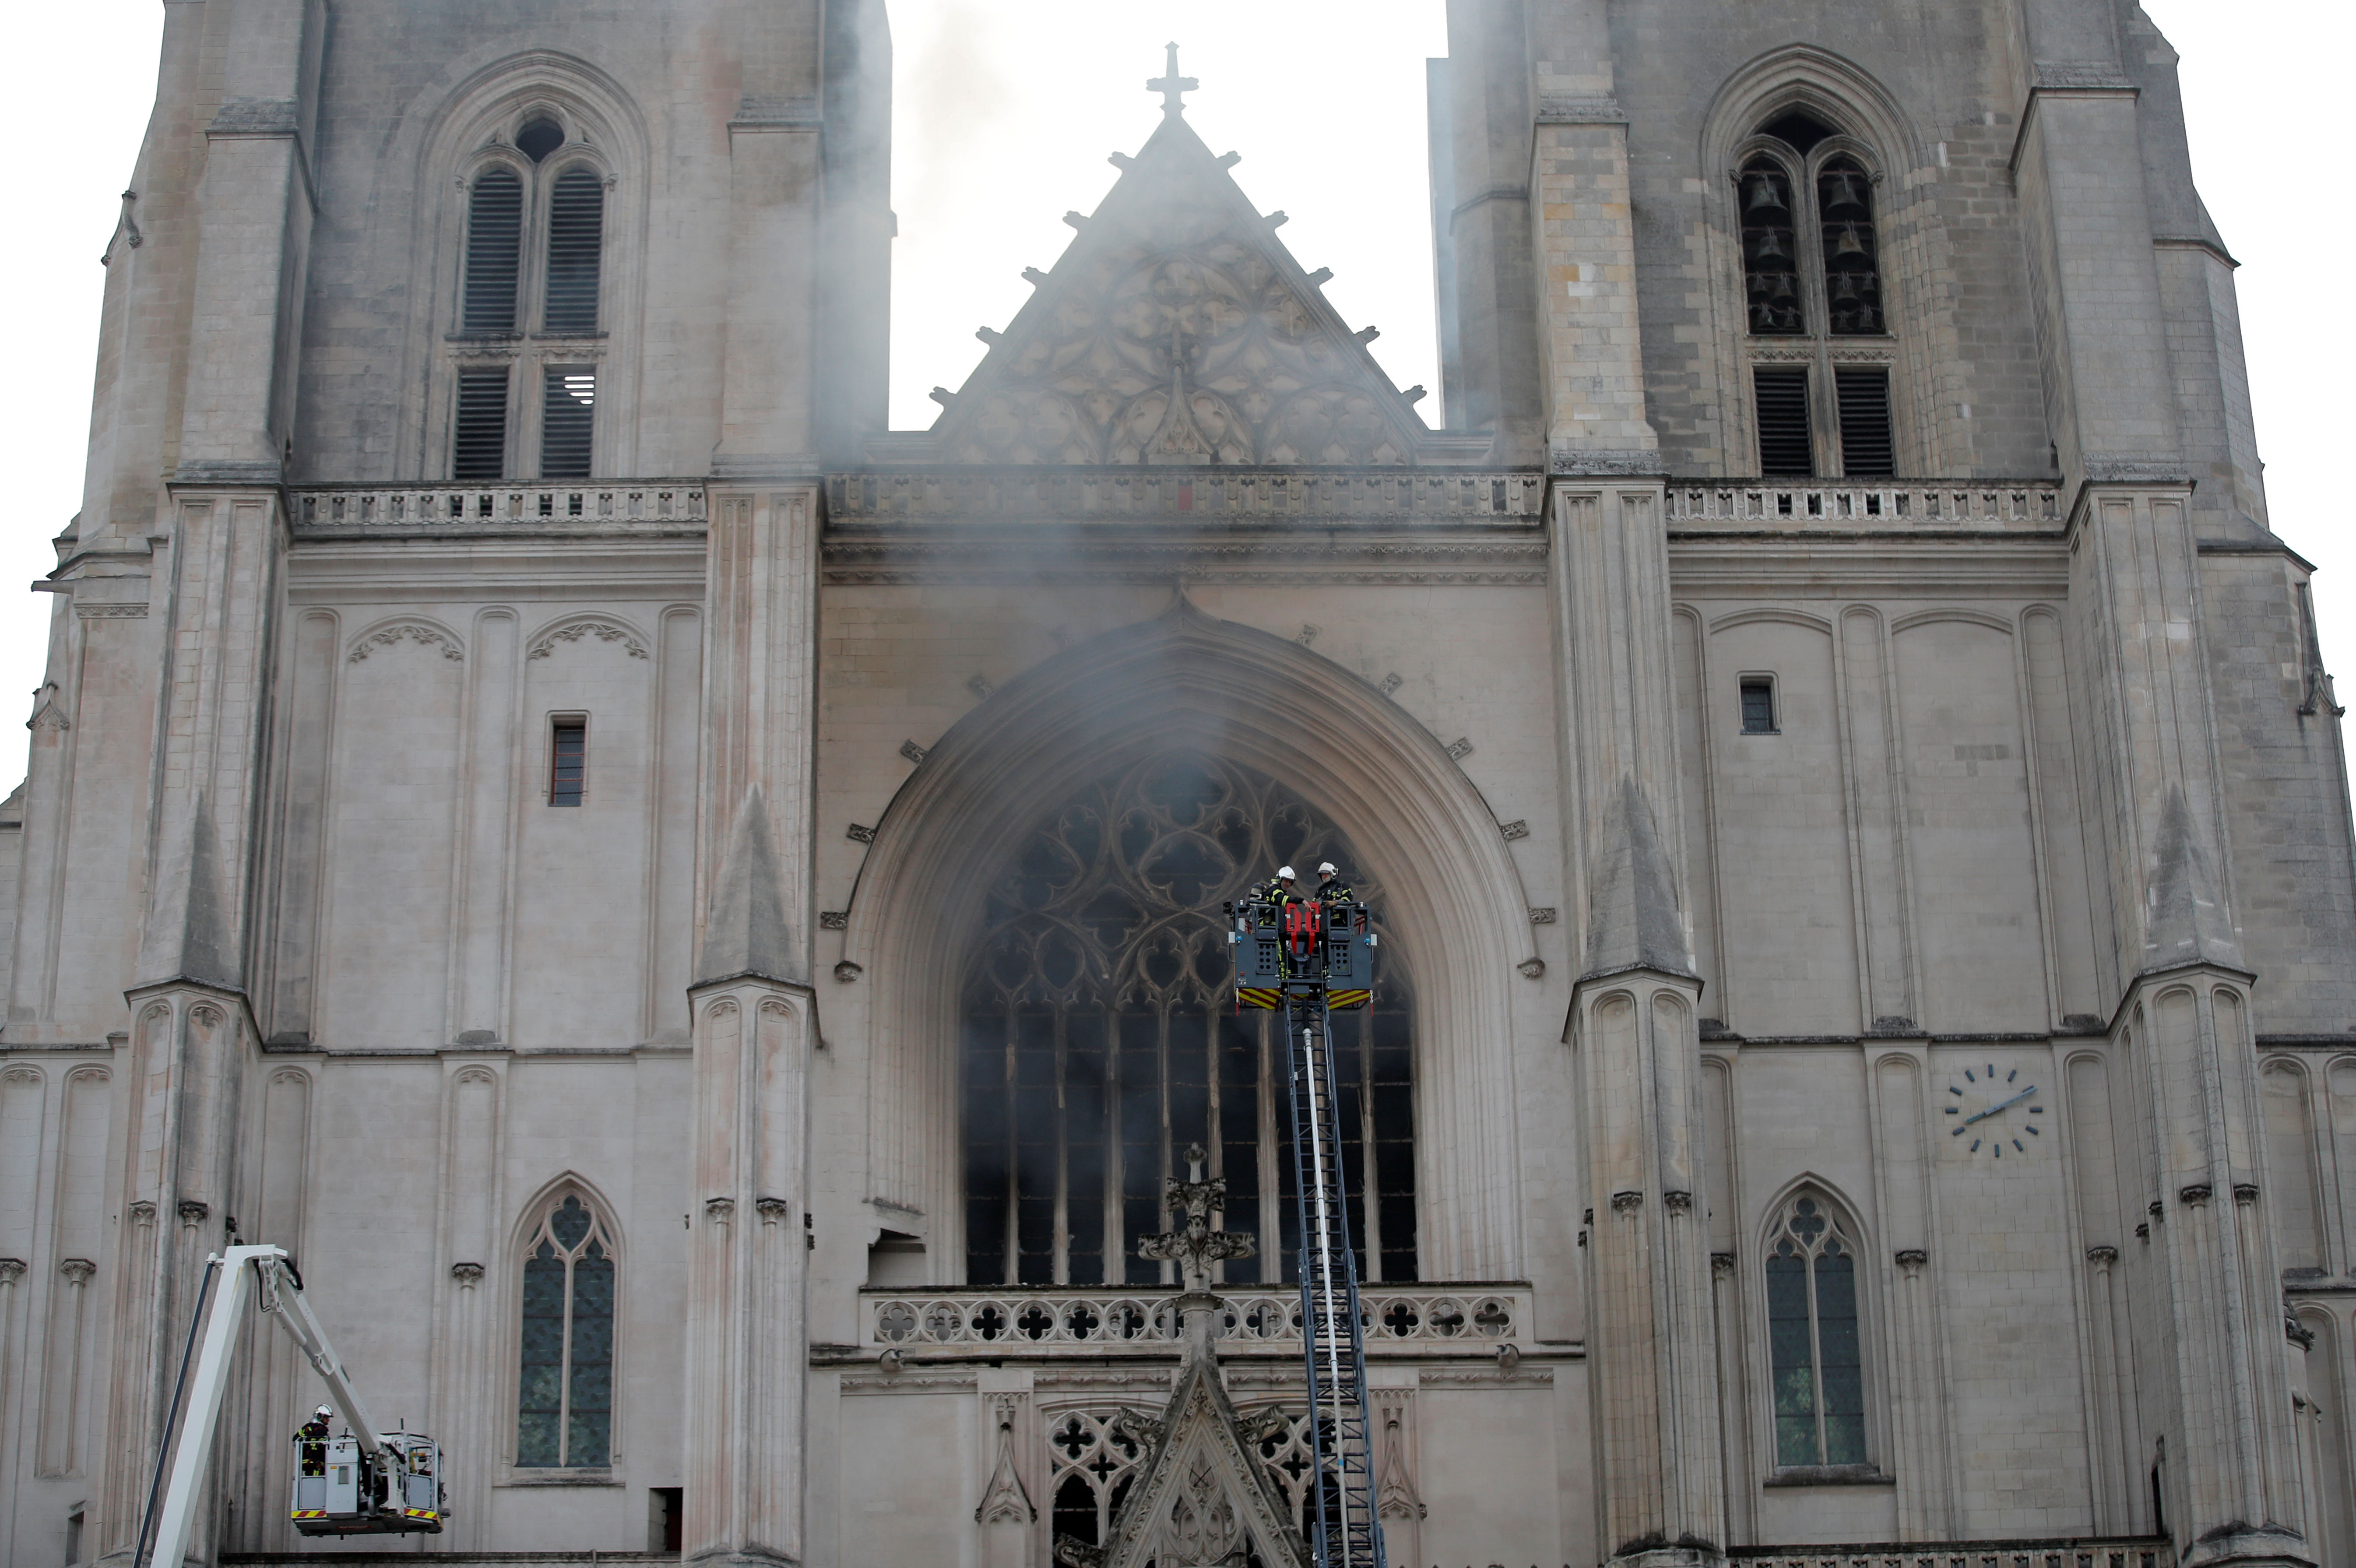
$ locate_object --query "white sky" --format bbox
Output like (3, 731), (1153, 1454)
(2, 1), (2346, 799)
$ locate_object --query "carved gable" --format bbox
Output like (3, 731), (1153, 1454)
(928, 108), (1431, 468)
(1097, 1361), (1308, 1568)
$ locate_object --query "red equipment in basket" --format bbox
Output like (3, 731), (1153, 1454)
(1283, 899), (1326, 971)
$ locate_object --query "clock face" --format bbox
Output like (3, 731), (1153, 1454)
(1944, 1062), (2044, 1158)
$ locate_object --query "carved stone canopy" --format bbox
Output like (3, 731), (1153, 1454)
(911, 97), (1441, 468)
(1137, 1144), (1255, 1297)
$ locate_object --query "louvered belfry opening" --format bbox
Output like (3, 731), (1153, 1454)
(1835, 366), (1895, 476)
(463, 169), (524, 335)
(453, 368), (510, 480)
(541, 369), (595, 478)
(1754, 366), (1814, 477)
(544, 168), (605, 334)
(1819, 157), (1883, 335)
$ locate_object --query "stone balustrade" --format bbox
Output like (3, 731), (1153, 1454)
(1665, 479), (2063, 531)
(290, 482), (707, 529)
(825, 468), (1544, 524)
(1729, 1541), (2167, 1568)
(862, 1283), (1528, 1356)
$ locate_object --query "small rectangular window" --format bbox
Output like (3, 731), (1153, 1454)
(453, 369), (510, 480)
(550, 719), (587, 806)
(542, 369), (595, 479)
(1836, 366), (1895, 476)
(1754, 366), (1814, 477)
(1741, 677), (1778, 734)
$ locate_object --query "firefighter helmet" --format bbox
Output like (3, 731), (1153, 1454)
(1276, 866), (1296, 880)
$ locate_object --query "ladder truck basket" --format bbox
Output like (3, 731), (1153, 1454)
(134, 1242), (450, 1568)
(1228, 896), (1375, 1009)
(291, 1431), (445, 1536)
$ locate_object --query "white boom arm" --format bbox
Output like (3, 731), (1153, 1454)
(145, 1245), (385, 1568)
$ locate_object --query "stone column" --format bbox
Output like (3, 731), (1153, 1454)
(1525, 0), (1656, 477)
(683, 468), (820, 1561)
(1434, 0), (1544, 462)
(684, 959), (814, 1567)
(1553, 480), (1724, 1568)
(97, 990), (253, 1564)
(2070, 480), (2313, 1564)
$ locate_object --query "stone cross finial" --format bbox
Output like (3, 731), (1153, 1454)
(1137, 1142), (1253, 1294)
(1147, 42), (1197, 117)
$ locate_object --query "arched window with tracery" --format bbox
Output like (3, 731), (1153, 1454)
(1735, 106), (1895, 478)
(517, 1192), (615, 1468)
(960, 753), (1416, 1288)
(1764, 1192), (1867, 1469)
(450, 109), (609, 482)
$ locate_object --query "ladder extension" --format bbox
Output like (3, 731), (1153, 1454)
(1286, 993), (1386, 1568)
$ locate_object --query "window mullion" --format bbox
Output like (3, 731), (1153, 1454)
(557, 1250), (576, 1467)
(1257, 1011), (1280, 1285)
(1053, 1007), (1070, 1287)
(1103, 1005), (1122, 1280)
(1806, 1243), (1828, 1465)
(1155, 1004), (1171, 1287)
(1357, 1015), (1379, 1282)
(1001, 1014), (1018, 1287)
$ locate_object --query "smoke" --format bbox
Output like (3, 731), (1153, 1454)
(886, 0), (1447, 433)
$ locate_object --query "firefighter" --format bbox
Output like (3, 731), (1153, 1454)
(1315, 861), (1356, 905)
(1250, 865), (1302, 908)
(295, 1405), (333, 1476)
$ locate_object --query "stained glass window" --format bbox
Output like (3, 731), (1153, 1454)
(961, 753), (1416, 1288)
(517, 1193), (615, 1467)
(1765, 1194), (1867, 1468)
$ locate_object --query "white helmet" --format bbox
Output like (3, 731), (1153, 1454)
(315, 1405), (334, 1420)
(1276, 866), (1296, 880)
(1318, 862), (1338, 875)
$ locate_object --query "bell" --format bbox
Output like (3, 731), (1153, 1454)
(1832, 225), (1870, 261)
(1827, 272), (1860, 305)
(1749, 229), (1791, 264)
(1768, 272), (1797, 300)
(1744, 174), (1786, 214)
(1820, 171), (1867, 213)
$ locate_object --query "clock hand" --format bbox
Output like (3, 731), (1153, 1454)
(1960, 1085), (2037, 1128)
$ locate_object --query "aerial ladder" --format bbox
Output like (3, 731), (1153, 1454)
(132, 1244), (445, 1568)
(1231, 889), (1387, 1568)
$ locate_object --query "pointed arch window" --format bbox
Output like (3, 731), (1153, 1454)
(447, 109), (608, 480)
(960, 754), (1417, 1289)
(1736, 107), (1895, 477)
(1764, 1193), (1867, 1468)
(517, 1193), (615, 1468)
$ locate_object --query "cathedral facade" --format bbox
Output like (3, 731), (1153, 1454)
(2, 1), (2353, 1565)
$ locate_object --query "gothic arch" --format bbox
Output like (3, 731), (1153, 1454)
(344, 615), (466, 665)
(387, 49), (652, 478)
(1702, 46), (1929, 186)
(1699, 46), (1958, 476)
(1748, 1174), (1886, 1474)
(524, 611), (653, 663)
(1707, 606), (1836, 636)
(848, 599), (1531, 1282)
(1888, 607), (2015, 637)
(498, 1171), (625, 1473)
